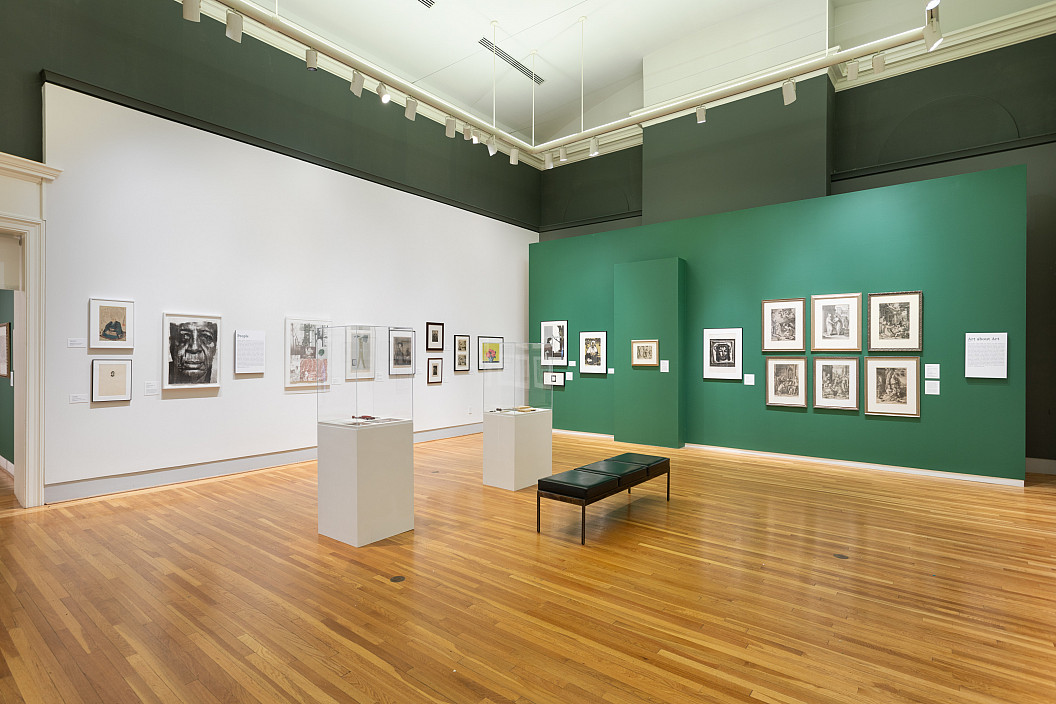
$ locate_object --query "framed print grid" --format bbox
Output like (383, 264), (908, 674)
(813, 357), (859, 411)
(761, 298), (804, 352)
(427, 357), (443, 384)
(285, 318), (330, 387)
(0, 322), (9, 378)
(478, 336), (503, 370)
(389, 328), (415, 375)
(766, 357), (807, 407)
(703, 327), (742, 380)
(868, 291), (923, 352)
(92, 359), (133, 402)
(811, 293), (862, 352)
(345, 326), (376, 380)
(865, 356), (920, 417)
(426, 322), (444, 351)
(89, 298), (134, 349)
(631, 339), (659, 367)
(579, 331), (607, 374)
(453, 334), (471, 371)
(540, 320), (567, 366)
(163, 313), (221, 389)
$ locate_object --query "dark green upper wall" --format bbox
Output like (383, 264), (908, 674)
(0, 0), (540, 229)
(0, 289), (12, 463)
(540, 146), (642, 232)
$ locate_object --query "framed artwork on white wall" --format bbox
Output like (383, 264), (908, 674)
(478, 336), (503, 370)
(427, 357), (443, 384)
(426, 322), (444, 351)
(389, 328), (415, 375)
(89, 298), (134, 349)
(163, 313), (221, 389)
(345, 326), (376, 380)
(286, 318), (330, 387)
(453, 334), (471, 371)
(92, 359), (133, 402)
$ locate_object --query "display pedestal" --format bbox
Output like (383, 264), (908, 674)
(317, 419), (413, 547)
(483, 409), (553, 490)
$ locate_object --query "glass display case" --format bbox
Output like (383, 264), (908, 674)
(317, 325), (414, 427)
(481, 342), (553, 415)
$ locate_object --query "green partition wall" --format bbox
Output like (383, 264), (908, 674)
(529, 167), (1027, 480)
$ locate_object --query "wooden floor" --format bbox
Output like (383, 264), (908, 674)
(1, 436), (1054, 704)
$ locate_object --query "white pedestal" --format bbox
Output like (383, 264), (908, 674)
(483, 409), (553, 491)
(317, 419), (414, 547)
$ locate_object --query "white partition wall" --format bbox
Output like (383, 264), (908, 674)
(42, 84), (536, 498)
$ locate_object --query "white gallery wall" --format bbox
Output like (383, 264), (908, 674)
(43, 84), (536, 490)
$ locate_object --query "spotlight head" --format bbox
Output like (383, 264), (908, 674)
(405, 98), (418, 121)
(471, 129), (479, 144)
(695, 105), (706, 124)
(182, 0), (201, 22)
(349, 70), (365, 97)
(510, 148), (520, 166)
(846, 59), (859, 81)
(445, 117), (457, 139)
(872, 53), (886, 74)
(487, 135), (498, 157)
(544, 153), (554, 169)
(377, 83), (391, 104)
(923, 3), (943, 51)
(225, 11), (244, 43)
(306, 48), (319, 71)
(781, 79), (797, 106)
(463, 126), (473, 141)
(925, 0), (940, 9)
(558, 146), (568, 162)
(589, 136), (599, 157)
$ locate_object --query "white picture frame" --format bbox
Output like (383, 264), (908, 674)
(813, 357), (859, 411)
(811, 293), (862, 352)
(543, 371), (565, 387)
(541, 320), (567, 366)
(631, 339), (659, 367)
(703, 327), (742, 380)
(761, 298), (804, 352)
(766, 357), (806, 407)
(91, 359), (133, 402)
(285, 318), (330, 387)
(579, 331), (607, 374)
(163, 313), (221, 389)
(478, 336), (503, 370)
(389, 328), (415, 375)
(89, 298), (134, 349)
(345, 326), (376, 380)
(865, 356), (920, 417)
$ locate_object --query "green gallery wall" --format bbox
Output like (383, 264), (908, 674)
(529, 167), (1027, 480)
(0, 290), (12, 464)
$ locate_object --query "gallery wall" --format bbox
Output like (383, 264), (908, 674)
(0, 289), (12, 466)
(44, 84), (537, 489)
(529, 167), (1027, 480)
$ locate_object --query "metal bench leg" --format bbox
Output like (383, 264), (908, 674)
(537, 493), (541, 533)
(581, 504), (586, 545)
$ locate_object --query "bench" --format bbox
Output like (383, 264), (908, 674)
(536, 453), (670, 544)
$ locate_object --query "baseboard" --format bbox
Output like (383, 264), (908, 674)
(1027, 457), (1056, 475)
(0, 456), (12, 476)
(44, 447), (318, 503)
(414, 423), (482, 443)
(685, 443), (1025, 487)
(553, 428), (615, 440)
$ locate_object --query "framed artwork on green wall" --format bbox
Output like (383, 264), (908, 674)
(703, 328), (742, 380)
(867, 291), (922, 352)
(865, 357), (920, 417)
(811, 293), (861, 352)
(579, 331), (607, 374)
(813, 357), (858, 411)
(541, 320), (567, 366)
(631, 339), (659, 367)
(761, 298), (804, 352)
(766, 357), (806, 407)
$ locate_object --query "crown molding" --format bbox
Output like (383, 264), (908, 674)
(0, 153), (62, 183)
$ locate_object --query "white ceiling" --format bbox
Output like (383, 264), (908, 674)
(240, 0), (1051, 145)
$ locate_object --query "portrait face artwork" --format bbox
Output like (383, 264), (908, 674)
(710, 339), (734, 367)
(770, 308), (796, 342)
(164, 314), (220, 388)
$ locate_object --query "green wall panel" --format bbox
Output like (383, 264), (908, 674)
(541, 147), (643, 231)
(0, 290), (12, 463)
(613, 258), (685, 448)
(529, 167), (1026, 479)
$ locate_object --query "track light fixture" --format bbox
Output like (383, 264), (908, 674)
(510, 148), (519, 166)
(544, 153), (554, 169)
(349, 70), (365, 97)
(471, 129), (480, 144)
(589, 137), (599, 157)
(306, 48), (319, 71)
(781, 79), (797, 106)
(695, 105), (707, 124)
(225, 11), (244, 42)
(487, 135), (498, 157)
(923, 1), (943, 51)
(872, 53), (886, 74)
(445, 117), (457, 138)
(182, 0), (201, 22)
(405, 98), (418, 121)
(559, 146), (568, 162)
(377, 83), (391, 104)
(846, 59), (859, 81)
(463, 126), (472, 141)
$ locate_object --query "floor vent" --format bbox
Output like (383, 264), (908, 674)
(478, 38), (545, 84)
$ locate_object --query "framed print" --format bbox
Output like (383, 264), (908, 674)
(766, 357), (806, 407)
(868, 291), (922, 352)
(543, 371), (565, 387)
(703, 327), (742, 380)
(426, 322), (444, 351)
(163, 313), (220, 389)
(761, 298), (804, 352)
(286, 318), (330, 387)
(89, 298), (134, 349)
(453, 334), (471, 372)
(865, 356), (920, 417)
(579, 331), (607, 374)
(813, 357), (859, 411)
(0, 322), (9, 378)
(631, 339), (659, 367)
(389, 328), (415, 375)
(811, 293), (862, 352)
(427, 357), (443, 384)
(541, 320), (567, 366)
(91, 359), (132, 402)
(478, 336), (503, 370)
(345, 326), (376, 380)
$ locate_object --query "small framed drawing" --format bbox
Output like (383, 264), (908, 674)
(0, 322), (9, 378)
(761, 298), (804, 352)
(541, 320), (567, 366)
(286, 318), (330, 387)
(543, 371), (565, 387)
(389, 328), (415, 375)
(631, 339), (659, 367)
(766, 357), (807, 407)
(163, 313), (221, 389)
(427, 357), (443, 384)
(865, 357), (920, 417)
(91, 359), (133, 402)
(453, 334), (471, 371)
(703, 328), (742, 380)
(867, 291), (922, 352)
(478, 336), (503, 370)
(426, 322), (444, 351)
(811, 293), (861, 352)
(813, 357), (859, 411)
(345, 326), (375, 380)
(90, 298), (134, 349)
(579, 331), (607, 374)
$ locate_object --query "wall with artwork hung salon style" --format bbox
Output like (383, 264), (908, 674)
(43, 84), (536, 491)
(529, 166), (1026, 480)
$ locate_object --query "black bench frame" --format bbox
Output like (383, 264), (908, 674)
(537, 460), (670, 545)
